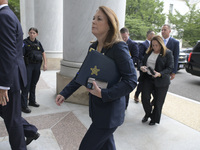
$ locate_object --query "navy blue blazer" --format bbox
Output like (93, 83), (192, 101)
(60, 41), (137, 128)
(166, 37), (179, 74)
(0, 6), (27, 91)
(126, 38), (139, 64)
(139, 40), (149, 61)
(140, 50), (174, 87)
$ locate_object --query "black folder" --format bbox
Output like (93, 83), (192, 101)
(75, 49), (120, 88)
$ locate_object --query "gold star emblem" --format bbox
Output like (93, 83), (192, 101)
(90, 65), (100, 76)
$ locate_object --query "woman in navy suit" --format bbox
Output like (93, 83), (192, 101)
(55, 6), (137, 150)
(140, 35), (174, 125)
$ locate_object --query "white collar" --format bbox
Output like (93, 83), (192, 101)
(0, 4), (8, 10)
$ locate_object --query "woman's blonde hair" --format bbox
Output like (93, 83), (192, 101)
(146, 35), (167, 56)
(98, 6), (122, 48)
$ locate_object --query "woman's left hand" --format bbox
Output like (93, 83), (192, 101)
(152, 71), (161, 78)
(86, 81), (102, 98)
(43, 64), (47, 71)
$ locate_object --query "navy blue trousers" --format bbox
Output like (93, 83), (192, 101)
(22, 117), (38, 138)
(0, 90), (26, 150)
(79, 123), (117, 150)
(0, 90), (38, 150)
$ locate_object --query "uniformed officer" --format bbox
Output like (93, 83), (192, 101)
(21, 27), (47, 113)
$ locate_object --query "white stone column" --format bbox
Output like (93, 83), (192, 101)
(34, 0), (63, 57)
(20, 0), (63, 68)
(57, 0), (126, 105)
(20, 0), (35, 36)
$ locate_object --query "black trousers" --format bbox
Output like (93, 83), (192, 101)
(21, 63), (41, 108)
(125, 94), (129, 108)
(135, 81), (143, 98)
(79, 123), (117, 150)
(135, 70), (143, 98)
(141, 77), (169, 123)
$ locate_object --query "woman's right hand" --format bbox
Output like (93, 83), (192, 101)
(140, 66), (148, 72)
(55, 94), (65, 106)
(86, 81), (102, 98)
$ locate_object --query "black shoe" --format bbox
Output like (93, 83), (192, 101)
(29, 102), (40, 107)
(21, 107), (31, 113)
(149, 121), (155, 125)
(142, 116), (148, 123)
(26, 132), (40, 145)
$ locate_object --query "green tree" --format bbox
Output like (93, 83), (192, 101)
(125, 0), (166, 40)
(168, 1), (200, 47)
(8, 0), (20, 20)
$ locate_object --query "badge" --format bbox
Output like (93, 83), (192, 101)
(90, 65), (100, 76)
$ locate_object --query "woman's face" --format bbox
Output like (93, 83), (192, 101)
(28, 30), (38, 41)
(92, 9), (110, 39)
(152, 40), (161, 53)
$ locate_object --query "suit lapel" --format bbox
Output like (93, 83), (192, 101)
(126, 38), (131, 45)
(166, 37), (171, 48)
(154, 53), (160, 69)
(145, 40), (149, 48)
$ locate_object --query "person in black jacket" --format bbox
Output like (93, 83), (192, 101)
(134, 30), (155, 103)
(55, 6), (137, 150)
(120, 27), (139, 65)
(120, 27), (139, 108)
(140, 35), (174, 125)
(21, 27), (47, 113)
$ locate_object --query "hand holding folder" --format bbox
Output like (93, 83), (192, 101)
(75, 49), (120, 89)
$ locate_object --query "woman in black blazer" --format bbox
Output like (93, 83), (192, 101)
(55, 6), (137, 150)
(140, 35), (174, 125)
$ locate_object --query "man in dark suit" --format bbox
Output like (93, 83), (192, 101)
(139, 31), (155, 61)
(120, 27), (139, 65)
(162, 24), (180, 80)
(120, 27), (139, 108)
(134, 30), (155, 102)
(0, 1), (39, 149)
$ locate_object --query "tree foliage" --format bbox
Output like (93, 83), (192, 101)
(168, 1), (200, 47)
(8, 0), (20, 20)
(125, 0), (166, 40)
